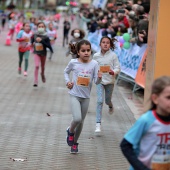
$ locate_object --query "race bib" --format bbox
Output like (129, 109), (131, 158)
(35, 43), (43, 51)
(49, 37), (54, 40)
(77, 73), (90, 87)
(100, 64), (110, 73)
(151, 153), (170, 170)
(25, 38), (30, 42)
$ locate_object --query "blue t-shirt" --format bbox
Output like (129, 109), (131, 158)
(125, 110), (170, 169)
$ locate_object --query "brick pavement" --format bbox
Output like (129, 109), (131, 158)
(0, 16), (140, 170)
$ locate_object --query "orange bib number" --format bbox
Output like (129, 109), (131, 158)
(35, 43), (43, 51)
(77, 76), (90, 87)
(151, 162), (170, 170)
(100, 65), (110, 73)
(25, 38), (29, 42)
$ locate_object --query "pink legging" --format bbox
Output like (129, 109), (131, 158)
(34, 54), (46, 84)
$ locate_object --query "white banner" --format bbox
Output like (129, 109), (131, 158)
(116, 42), (147, 79)
(88, 30), (102, 52)
(92, 0), (108, 9)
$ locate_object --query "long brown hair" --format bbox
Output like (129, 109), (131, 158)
(150, 76), (170, 110)
(100, 36), (117, 51)
(69, 40), (91, 58)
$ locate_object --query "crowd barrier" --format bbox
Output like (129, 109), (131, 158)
(88, 29), (147, 92)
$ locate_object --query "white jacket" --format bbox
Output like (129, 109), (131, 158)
(93, 49), (120, 85)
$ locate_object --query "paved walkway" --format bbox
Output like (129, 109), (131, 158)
(0, 16), (142, 170)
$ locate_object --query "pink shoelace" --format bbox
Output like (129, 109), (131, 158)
(72, 145), (77, 150)
(69, 136), (74, 141)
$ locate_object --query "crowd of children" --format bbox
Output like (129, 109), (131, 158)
(1, 12), (58, 86)
(1, 6), (170, 170)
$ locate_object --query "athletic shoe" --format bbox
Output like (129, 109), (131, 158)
(95, 123), (101, 134)
(109, 107), (114, 114)
(70, 143), (78, 154)
(66, 127), (74, 146)
(24, 71), (27, 76)
(18, 67), (21, 74)
(33, 84), (38, 87)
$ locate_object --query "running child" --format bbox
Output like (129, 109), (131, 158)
(47, 22), (57, 60)
(64, 40), (102, 154)
(16, 22), (32, 76)
(93, 36), (120, 134)
(31, 22), (53, 87)
(66, 28), (85, 58)
(120, 76), (170, 170)
(8, 13), (17, 40)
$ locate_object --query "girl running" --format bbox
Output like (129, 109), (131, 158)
(120, 76), (170, 170)
(66, 28), (85, 58)
(47, 22), (57, 60)
(16, 22), (32, 76)
(31, 22), (53, 87)
(64, 40), (102, 154)
(93, 36), (120, 134)
(8, 14), (17, 40)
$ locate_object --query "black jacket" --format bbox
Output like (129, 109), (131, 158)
(31, 33), (53, 56)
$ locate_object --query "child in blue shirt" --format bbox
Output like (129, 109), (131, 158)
(120, 76), (170, 170)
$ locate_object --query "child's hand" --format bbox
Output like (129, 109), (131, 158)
(138, 30), (146, 42)
(98, 71), (102, 79)
(67, 82), (74, 89)
(109, 70), (114, 75)
(36, 37), (42, 42)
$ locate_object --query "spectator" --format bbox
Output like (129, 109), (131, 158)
(117, 11), (129, 28)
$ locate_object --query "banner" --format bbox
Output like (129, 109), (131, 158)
(135, 50), (147, 88)
(88, 30), (102, 52)
(116, 43), (147, 79)
(93, 0), (108, 9)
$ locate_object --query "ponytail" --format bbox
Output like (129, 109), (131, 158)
(69, 43), (78, 57)
(69, 40), (91, 58)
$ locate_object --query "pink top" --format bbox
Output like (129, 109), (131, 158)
(15, 22), (23, 34)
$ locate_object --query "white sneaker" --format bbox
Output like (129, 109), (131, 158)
(109, 107), (114, 114)
(24, 71), (28, 76)
(95, 123), (101, 134)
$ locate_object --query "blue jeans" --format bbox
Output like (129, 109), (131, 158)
(96, 84), (114, 123)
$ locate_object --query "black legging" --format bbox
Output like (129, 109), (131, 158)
(63, 32), (69, 47)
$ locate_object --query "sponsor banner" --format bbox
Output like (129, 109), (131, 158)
(135, 50), (147, 88)
(117, 43), (147, 79)
(93, 0), (108, 9)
